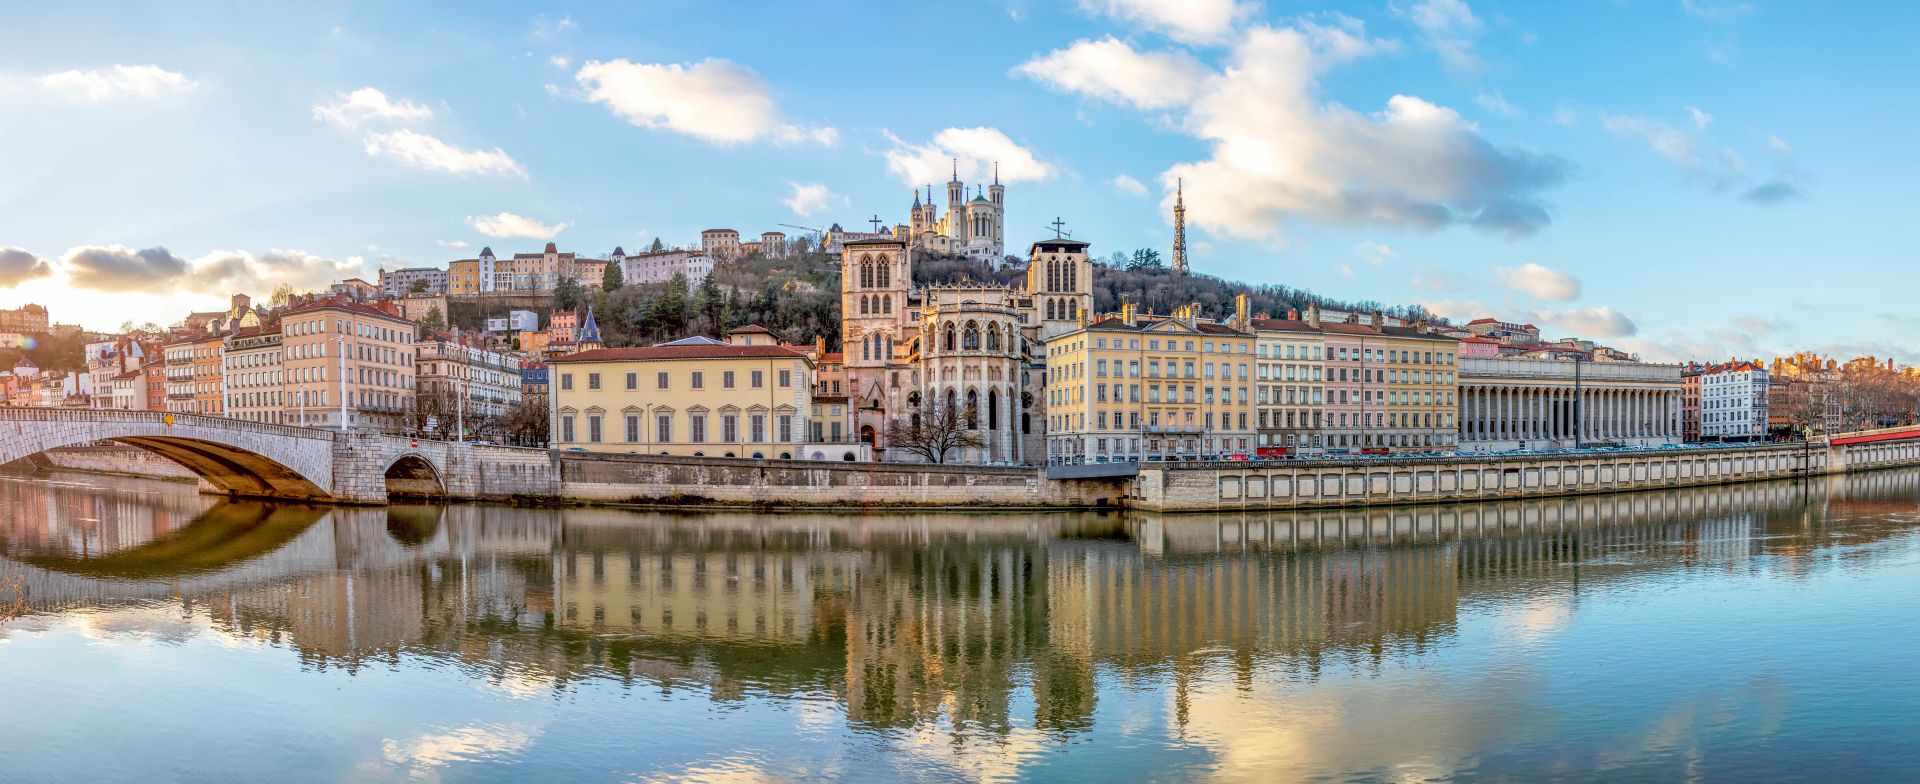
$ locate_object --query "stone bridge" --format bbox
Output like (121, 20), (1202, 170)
(0, 408), (556, 504)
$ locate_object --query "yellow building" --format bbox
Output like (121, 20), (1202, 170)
(548, 333), (815, 458)
(1043, 301), (1256, 463)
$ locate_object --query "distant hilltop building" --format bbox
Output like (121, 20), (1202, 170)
(903, 160), (1006, 261)
(446, 243), (609, 296)
(612, 246), (714, 286)
(0, 304), (49, 334)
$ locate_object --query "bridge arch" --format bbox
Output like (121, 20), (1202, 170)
(0, 410), (337, 502)
(383, 453), (446, 500)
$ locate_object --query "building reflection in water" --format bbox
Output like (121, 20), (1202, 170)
(3, 469), (1917, 740)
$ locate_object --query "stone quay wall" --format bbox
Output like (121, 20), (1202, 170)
(36, 445), (202, 482)
(560, 452), (1124, 508)
(1126, 442), (1877, 512)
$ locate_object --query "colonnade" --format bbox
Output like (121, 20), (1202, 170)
(1460, 385), (1681, 445)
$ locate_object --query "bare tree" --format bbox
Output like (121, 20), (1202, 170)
(1, 576), (26, 622)
(884, 394), (986, 464)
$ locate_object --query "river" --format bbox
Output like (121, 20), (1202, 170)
(2, 469), (1918, 782)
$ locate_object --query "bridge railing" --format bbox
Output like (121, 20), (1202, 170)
(0, 407), (331, 441)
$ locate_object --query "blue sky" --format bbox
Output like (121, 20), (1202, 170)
(0, 0), (1914, 363)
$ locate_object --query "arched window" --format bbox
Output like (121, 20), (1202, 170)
(965, 389), (979, 428)
(988, 388), (1000, 430)
(1045, 299), (1056, 320)
(1066, 261), (1077, 291)
(1068, 299), (1078, 319)
(962, 321), (981, 351)
(859, 260), (873, 288)
(943, 324), (957, 352)
(1046, 261), (1058, 291)
(881, 295), (892, 314)
(986, 325), (1001, 351)
(859, 296), (870, 315)
(878, 261), (890, 288)
(944, 389), (958, 423)
(861, 338), (870, 361)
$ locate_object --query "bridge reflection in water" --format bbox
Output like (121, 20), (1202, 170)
(3, 469), (1917, 743)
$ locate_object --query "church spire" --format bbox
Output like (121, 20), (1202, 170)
(951, 158), (959, 182)
(993, 161), (999, 185)
(1171, 178), (1189, 276)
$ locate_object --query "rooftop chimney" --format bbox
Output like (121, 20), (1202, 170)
(1232, 293), (1250, 333)
(1370, 310), (1383, 329)
(1305, 302), (1321, 328)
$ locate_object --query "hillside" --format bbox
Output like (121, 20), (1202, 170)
(471, 247), (1426, 352)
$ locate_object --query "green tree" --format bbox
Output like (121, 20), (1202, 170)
(694, 274), (726, 337)
(408, 279), (429, 294)
(650, 272), (691, 338)
(648, 236), (666, 253)
(552, 276), (585, 313)
(421, 305), (447, 332)
(1127, 248), (1165, 272)
(602, 260), (624, 292)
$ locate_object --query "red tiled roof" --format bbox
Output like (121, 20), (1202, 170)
(729, 324), (774, 335)
(1466, 317), (1497, 325)
(286, 295), (411, 322)
(549, 344), (810, 363)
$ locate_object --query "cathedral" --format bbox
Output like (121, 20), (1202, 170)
(838, 232), (1092, 464)
(902, 161), (1006, 261)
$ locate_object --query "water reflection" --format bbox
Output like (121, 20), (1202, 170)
(3, 470), (1919, 781)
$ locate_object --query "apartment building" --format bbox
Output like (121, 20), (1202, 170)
(1318, 311), (1460, 454)
(281, 297), (417, 431)
(1701, 359), (1770, 442)
(1043, 303), (1256, 463)
(415, 330), (524, 436)
(1250, 312), (1326, 457)
(163, 334), (225, 415)
(548, 334), (815, 458)
(223, 327), (284, 423)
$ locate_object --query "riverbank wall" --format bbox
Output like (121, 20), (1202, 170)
(32, 445), (206, 484)
(1126, 441), (1880, 512)
(558, 452), (1126, 508)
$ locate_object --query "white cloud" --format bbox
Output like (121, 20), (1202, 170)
(36, 65), (196, 101)
(363, 130), (525, 177)
(1495, 262), (1580, 301)
(783, 182), (837, 217)
(1110, 174), (1149, 197)
(1475, 89), (1519, 117)
(437, 240), (469, 249)
(1013, 37), (1212, 110)
(1685, 105), (1713, 130)
(1681, 0), (1753, 23)
(572, 58), (835, 146)
(1073, 23), (1568, 243)
(1530, 306), (1637, 337)
(1548, 106), (1579, 126)
(1079, 0), (1254, 44)
(467, 212), (568, 239)
(1601, 113), (1699, 168)
(1409, 267), (1458, 294)
(1767, 134), (1792, 154)
(1336, 263), (1354, 279)
(58, 245), (368, 293)
(1396, 0), (1485, 74)
(0, 248), (55, 286)
(312, 87), (432, 128)
(1353, 241), (1395, 265)
(548, 55), (570, 69)
(882, 127), (1053, 187)
(1417, 299), (1495, 322)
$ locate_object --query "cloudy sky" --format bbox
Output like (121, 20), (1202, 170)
(0, 0), (1913, 362)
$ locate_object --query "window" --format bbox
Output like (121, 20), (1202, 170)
(751, 415), (766, 442)
(751, 370), (764, 388)
(691, 371), (704, 389)
(778, 370), (791, 387)
(626, 415), (639, 442)
(656, 414), (673, 443)
(561, 416), (576, 442)
(588, 372), (601, 390)
(691, 414), (707, 443)
(588, 415), (603, 443)
(723, 371), (735, 388)
(626, 372), (637, 390)
(657, 371), (669, 390)
(723, 415), (738, 442)
(561, 373), (573, 390)
(779, 415), (793, 442)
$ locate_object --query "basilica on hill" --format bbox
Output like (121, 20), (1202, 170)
(838, 230), (1092, 465)
(901, 161), (1007, 261)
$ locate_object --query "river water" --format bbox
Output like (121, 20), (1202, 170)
(2, 470), (1918, 783)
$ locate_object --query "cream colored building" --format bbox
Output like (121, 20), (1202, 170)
(281, 297), (417, 431)
(548, 334), (815, 458)
(1459, 356), (1684, 452)
(1250, 312), (1326, 456)
(700, 229), (742, 262)
(223, 327), (284, 424)
(1043, 302), (1257, 463)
